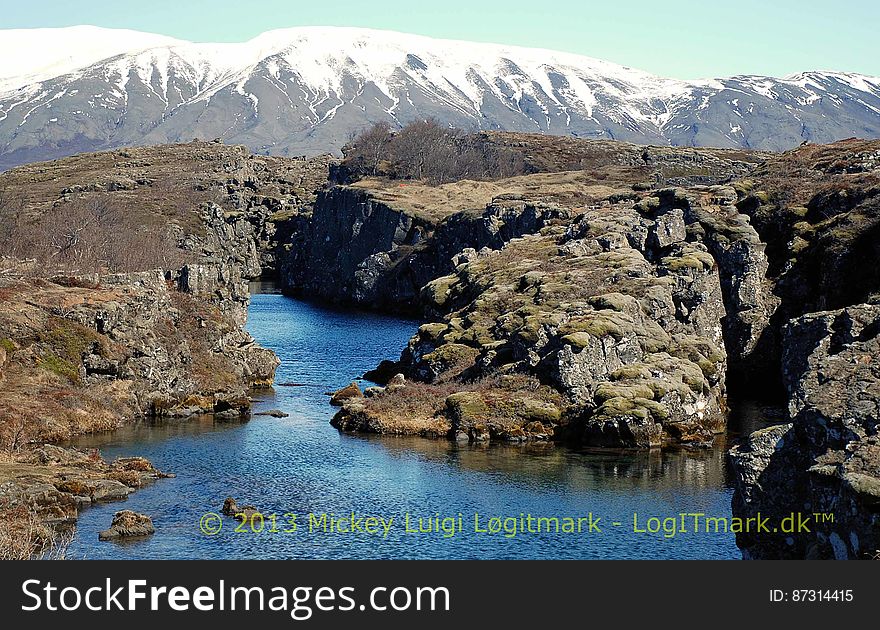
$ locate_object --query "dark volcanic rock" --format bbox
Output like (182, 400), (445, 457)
(283, 185), (569, 310)
(221, 498), (260, 521)
(730, 303), (880, 559)
(334, 184), (776, 448)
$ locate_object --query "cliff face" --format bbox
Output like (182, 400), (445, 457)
(331, 184), (777, 449)
(726, 140), (880, 559)
(283, 185), (569, 309)
(0, 270), (279, 444)
(730, 303), (880, 559)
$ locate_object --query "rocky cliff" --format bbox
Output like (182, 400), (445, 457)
(726, 140), (880, 559)
(284, 185), (569, 309)
(332, 182), (777, 449)
(3, 135), (878, 559)
(0, 141), (324, 555)
(284, 135), (764, 311)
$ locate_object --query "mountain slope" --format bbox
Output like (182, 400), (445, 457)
(1, 26), (879, 169)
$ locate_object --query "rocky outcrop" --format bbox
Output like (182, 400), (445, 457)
(98, 510), (155, 541)
(0, 445), (169, 556)
(730, 302), (880, 559)
(726, 140), (880, 559)
(0, 271), (279, 442)
(221, 497), (261, 522)
(283, 186), (568, 310)
(335, 186), (776, 448)
(329, 383), (364, 406)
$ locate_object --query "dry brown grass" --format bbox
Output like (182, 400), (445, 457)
(351, 171), (632, 224)
(0, 502), (73, 560)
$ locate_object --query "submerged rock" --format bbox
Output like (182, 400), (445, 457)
(254, 409), (290, 418)
(221, 497), (260, 521)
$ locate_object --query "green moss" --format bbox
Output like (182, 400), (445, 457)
(636, 321), (671, 354)
(610, 364), (653, 381)
(595, 397), (650, 421)
(588, 293), (635, 313)
(268, 209), (297, 222)
(634, 196), (661, 213)
(0, 338), (14, 353)
(423, 343), (479, 373)
(39, 352), (80, 383)
(518, 271), (545, 290)
(663, 251), (715, 272)
(445, 392), (490, 424)
(517, 398), (562, 424)
(422, 275), (458, 310)
(731, 179), (755, 197)
(634, 397), (669, 422)
(669, 336), (725, 381)
(791, 236), (810, 254)
(594, 381), (655, 403)
(35, 317), (102, 363)
(562, 311), (632, 341)
(561, 332), (594, 350)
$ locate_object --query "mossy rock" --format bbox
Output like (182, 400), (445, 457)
(561, 331), (595, 350)
(594, 381), (655, 403)
(594, 396), (668, 423)
(588, 293), (637, 313)
(418, 323), (448, 344)
(0, 338), (15, 353)
(562, 311), (632, 341)
(422, 275), (459, 309)
(662, 251), (715, 272)
(594, 397), (650, 421)
(791, 236), (810, 254)
(423, 343), (480, 373)
(517, 398), (562, 424)
(445, 392), (490, 425)
(669, 336), (725, 381)
(633, 397), (670, 422)
(38, 352), (80, 383)
(268, 209), (297, 222)
(731, 179), (755, 197)
(634, 196), (661, 213)
(454, 325), (497, 348)
(610, 364), (653, 381)
(518, 271), (545, 290)
(330, 382), (363, 406)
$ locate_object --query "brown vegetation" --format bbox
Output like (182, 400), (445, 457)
(343, 119), (527, 184)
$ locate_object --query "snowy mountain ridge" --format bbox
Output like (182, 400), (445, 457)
(1, 26), (879, 169)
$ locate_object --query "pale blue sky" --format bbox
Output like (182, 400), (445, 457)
(0, 0), (876, 80)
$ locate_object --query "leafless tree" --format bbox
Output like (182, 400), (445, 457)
(343, 120), (528, 185)
(1, 196), (185, 275)
(346, 121), (395, 176)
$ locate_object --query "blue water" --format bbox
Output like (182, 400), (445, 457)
(67, 287), (740, 559)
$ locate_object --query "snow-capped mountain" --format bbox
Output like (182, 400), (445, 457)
(1, 26), (879, 169)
